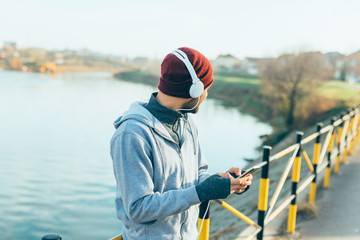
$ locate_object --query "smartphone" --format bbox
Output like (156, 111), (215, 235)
(236, 166), (261, 179)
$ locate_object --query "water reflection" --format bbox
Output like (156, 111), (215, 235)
(0, 70), (271, 239)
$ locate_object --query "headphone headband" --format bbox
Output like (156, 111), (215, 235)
(171, 49), (204, 98)
(171, 49), (200, 84)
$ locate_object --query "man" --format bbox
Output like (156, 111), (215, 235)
(111, 47), (252, 239)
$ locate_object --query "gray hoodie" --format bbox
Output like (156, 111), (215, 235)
(110, 101), (210, 240)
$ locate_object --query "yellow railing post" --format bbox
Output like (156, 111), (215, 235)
(348, 109), (355, 155)
(355, 107), (360, 148)
(257, 146), (271, 240)
(309, 123), (322, 204)
(354, 105), (360, 146)
(349, 108), (358, 155)
(324, 118), (336, 188)
(342, 112), (350, 164)
(198, 201), (210, 240)
(287, 132), (303, 234)
(334, 115), (342, 173)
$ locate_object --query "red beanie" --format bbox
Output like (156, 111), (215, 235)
(158, 47), (213, 98)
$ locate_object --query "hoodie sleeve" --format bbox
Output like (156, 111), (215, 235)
(111, 131), (201, 224)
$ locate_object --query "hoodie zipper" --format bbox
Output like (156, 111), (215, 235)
(175, 119), (187, 240)
(153, 128), (186, 187)
(154, 120), (188, 239)
(187, 120), (197, 155)
(168, 117), (189, 188)
(177, 144), (185, 189)
(179, 147), (185, 240)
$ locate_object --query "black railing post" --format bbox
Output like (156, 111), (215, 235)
(287, 131), (303, 233)
(349, 108), (356, 155)
(257, 146), (271, 240)
(324, 117), (336, 188)
(309, 122), (322, 204)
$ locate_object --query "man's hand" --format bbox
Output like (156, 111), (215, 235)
(216, 167), (253, 194)
(195, 167), (253, 202)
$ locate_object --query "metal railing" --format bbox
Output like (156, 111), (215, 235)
(198, 105), (360, 240)
(106, 106), (360, 240)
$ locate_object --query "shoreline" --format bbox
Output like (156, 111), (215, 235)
(113, 70), (357, 146)
(113, 70), (270, 123)
(0, 65), (136, 75)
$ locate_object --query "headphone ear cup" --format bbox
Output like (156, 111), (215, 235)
(189, 81), (204, 98)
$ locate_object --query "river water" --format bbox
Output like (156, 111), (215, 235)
(0, 70), (271, 240)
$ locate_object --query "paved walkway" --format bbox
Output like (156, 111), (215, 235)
(296, 146), (360, 240)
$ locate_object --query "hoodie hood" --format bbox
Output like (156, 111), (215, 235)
(113, 101), (174, 142)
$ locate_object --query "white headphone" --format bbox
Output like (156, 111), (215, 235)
(171, 49), (204, 98)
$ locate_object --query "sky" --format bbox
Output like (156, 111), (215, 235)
(1, 0), (360, 60)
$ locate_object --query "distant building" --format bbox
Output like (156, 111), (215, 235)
(212, 54), (274, 75)
(3, 41), (20, 52)
(132, 56), (150, 66)
(345, 51), (360, 83)
(334, 59), (346, 80)
(120, 56), (129, 64)
(325, 52), (344, 66)
(325, 52), (345, 80)
(242, 57), (259, 75)
(212, 54), (243, 72)
(333, 50), (360, 83)
(242, 57), (273, 75)
(51, 52), (65, 65)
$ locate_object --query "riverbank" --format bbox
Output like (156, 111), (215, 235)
(114, 70), (269, 119)
(56, 65), (127, 73)
(114, 70), (359, 145)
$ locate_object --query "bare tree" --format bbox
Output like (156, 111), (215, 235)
(260, 52), (332, 127)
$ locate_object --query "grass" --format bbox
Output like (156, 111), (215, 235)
(113, 70), (359, 143)
(114, 70), (159, 86)
(318, 80), (360, 105)
(113, 69), (360, 110)
(214, 74), (260, 90)
(214, 75), (360, 105)
(114, 69), (360, 114)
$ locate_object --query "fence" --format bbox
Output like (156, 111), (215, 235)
(106, 106), (360, 240)
(198, 105), (360, 240)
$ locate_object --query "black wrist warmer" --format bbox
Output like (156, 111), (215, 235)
(195, 175), (231, 202)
